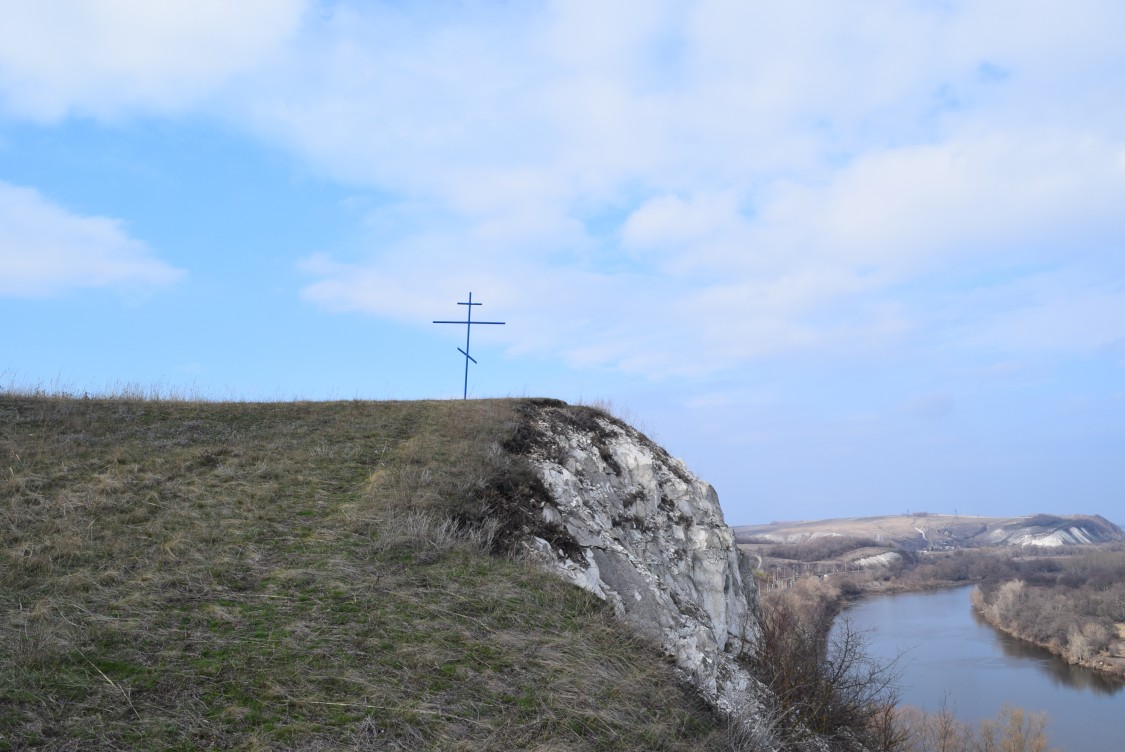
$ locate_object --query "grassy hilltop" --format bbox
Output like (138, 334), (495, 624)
(1, 395), (738, 751)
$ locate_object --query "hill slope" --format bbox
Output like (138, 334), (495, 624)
(2, 396), (746, 751)
(735, 513), (1124, 551)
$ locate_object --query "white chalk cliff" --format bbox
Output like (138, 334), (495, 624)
(988, 515), (1122, 547)
(512, 402), (773, 733)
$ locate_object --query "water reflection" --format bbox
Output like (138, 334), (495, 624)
(970, 608), (1125, 695)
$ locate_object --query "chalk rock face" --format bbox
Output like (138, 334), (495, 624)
(853, 551), (903, 569)
(517, 403), (767, 720)
(990, 515), (1124, 547)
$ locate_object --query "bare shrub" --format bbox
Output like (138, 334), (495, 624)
(896, 702), (974, 752)
(993, 580), (1025, 623)
(751, 588), (904, 749)
(1065, 621), (1111, 662)
(977, 705), (1052, 752)
(896, 703), (1055, 752)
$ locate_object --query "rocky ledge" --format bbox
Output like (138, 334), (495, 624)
(505, 401), (772, 730)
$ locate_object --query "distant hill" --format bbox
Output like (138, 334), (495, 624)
(734, 513), (1125, 551)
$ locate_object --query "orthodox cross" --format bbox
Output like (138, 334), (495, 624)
(433, 292), (505, 399)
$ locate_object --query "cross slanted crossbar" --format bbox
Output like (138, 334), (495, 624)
(433, 292), (505, 399)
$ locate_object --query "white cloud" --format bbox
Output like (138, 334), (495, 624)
(295, 128), (1125, 376)
(0, 0), (307, 120)
(747, 132), (1125, 282)
(0, 182), (183, 297)
(274, 0), (1125, 376)
(11, 0), (1124, 375)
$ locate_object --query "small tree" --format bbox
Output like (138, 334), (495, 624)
(897, 703), (1055, 752)
(895, 701), (974, 752)
(978, 705), (1051, 752)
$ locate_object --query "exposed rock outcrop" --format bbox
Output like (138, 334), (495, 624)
(852, 551), (903, 569)
(989, 514), (1124, 547)
(508, 402), (772, 731)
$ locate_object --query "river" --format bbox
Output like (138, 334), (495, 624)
(834, 586), (1125, 751)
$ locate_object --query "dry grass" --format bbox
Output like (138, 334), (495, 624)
(1, 394), (740, 751)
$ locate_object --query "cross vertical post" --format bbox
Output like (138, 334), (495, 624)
(433, 292), (505, 399)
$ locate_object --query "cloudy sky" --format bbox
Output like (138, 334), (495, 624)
(2, 1), (1123, 525)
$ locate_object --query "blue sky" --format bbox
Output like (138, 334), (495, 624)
(2, 1), (1123, 525)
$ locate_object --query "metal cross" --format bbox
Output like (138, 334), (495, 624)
(433, 292), (505, 399)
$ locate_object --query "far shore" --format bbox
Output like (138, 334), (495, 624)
(844, 576), (1125, 680)
(970, 600), (1125, 679)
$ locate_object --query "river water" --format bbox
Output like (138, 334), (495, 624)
(834, 586), (1125, 751)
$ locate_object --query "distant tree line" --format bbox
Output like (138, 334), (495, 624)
(764, 535), (886, 562)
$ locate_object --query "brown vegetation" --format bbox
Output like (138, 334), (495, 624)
(764, 536), (885, 563)
(752, 581), (904, 750)
(895, 703), (1055, 752)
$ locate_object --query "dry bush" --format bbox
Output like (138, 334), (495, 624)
(896, 704), (1055, 752)
(976, 706), (1052, 752)
(895, 704), (975, 752)
(751, 586), (905, 750)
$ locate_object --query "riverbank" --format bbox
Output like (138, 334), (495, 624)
(860, 573), (1125, 679)
(964, 551), (1125, 682)
(788, 563), (1125, 681)
(970, 591), (1125, 679)
(855, 576), (979, 597)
